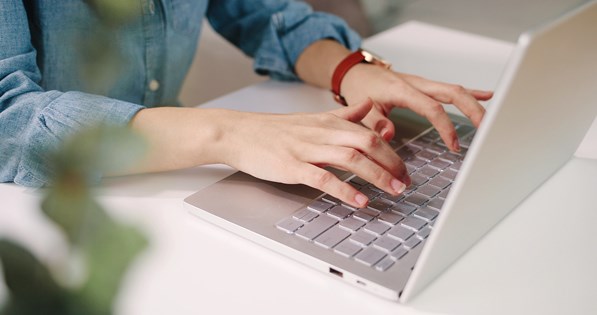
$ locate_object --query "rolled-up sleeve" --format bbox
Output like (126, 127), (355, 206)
(206, 0), (362, 81)
(0, 1), (144, 187)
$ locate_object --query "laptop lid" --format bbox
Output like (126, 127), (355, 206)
(401, 0), (597, 301)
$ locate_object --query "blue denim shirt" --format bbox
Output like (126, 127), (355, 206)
(0, 0), (360, 187)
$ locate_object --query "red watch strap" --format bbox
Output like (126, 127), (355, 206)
(331, 50), (365, 105)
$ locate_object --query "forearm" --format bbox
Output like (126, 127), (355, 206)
(127, 107), (232, 174)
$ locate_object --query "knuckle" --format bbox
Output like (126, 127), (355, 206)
(427, 103), (445, 118)
(313, 170), (335, 189)
(342, 148), (362, 164)
(451, 84), (467, 95)
(361, 131), (381, 150)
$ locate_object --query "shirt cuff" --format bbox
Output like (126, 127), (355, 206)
(15, 91), (144, 187)
(253, 9), (362, 81)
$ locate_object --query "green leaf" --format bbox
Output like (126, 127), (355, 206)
(74, 224), (147, 315)
(0, 240), (67, 315)
(52, 125), (147, 182)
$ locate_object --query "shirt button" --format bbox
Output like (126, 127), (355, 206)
(149, 79), (160, 91)
(148, 0), (156, 15)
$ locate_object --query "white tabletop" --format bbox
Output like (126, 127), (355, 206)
(1, 22), (596, 315)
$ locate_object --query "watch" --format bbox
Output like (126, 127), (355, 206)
(331, 49), (391, 105)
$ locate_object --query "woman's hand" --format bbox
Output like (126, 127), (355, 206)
(130, 100), (409, 208)
(341, 64), (493, 151)
(218, 99), (409, 208)
(295, 39), (493, 152)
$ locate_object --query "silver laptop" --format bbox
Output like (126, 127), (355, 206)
(184, 1), (597, 303)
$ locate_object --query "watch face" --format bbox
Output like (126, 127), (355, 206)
(360, 49), (392, 69)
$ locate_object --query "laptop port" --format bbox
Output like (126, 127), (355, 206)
(329, 267), (343, 278)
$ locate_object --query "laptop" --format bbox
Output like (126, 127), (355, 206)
(184, 1), (597, 303)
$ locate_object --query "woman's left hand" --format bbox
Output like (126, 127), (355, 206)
(340, 63), (493, 152)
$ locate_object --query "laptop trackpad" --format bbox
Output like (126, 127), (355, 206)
(185, 171), (323, 221)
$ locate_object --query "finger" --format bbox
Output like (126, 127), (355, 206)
(332, 98), (373, 123)
(361, 103), (396, 141)
(312, 126), (409, 184)
(399, 85), (460, 152)
(468, 89), (493, 101)
(303, 145), (408, 198)
(298, 163), (369, 208)
(402, 76), (487, 128)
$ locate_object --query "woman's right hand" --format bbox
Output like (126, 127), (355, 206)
(216, 99), (410, 208)
(130, 99), (409, 208)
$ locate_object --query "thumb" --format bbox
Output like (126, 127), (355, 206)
(332, 98), (373, 123)
(362, 106), (396, 141)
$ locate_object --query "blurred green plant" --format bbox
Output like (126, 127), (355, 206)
(0, 1), (149, 314)
(0, 126), (148, 315)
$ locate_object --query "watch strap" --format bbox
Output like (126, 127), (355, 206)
(331, 50), (366, 106)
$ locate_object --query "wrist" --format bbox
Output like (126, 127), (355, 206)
(330, 49), (391, 105)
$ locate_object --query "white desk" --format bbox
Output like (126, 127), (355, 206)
(1, 22), (596, 315)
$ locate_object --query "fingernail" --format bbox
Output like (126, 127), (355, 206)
(401, 174), (412, 187)
(391, 179), (406, 194)
(354, 193), (368, 207)
(453, 136), (461, 152)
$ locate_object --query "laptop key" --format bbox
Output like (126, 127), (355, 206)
(275, 217), (304, 234)
(390, 246), (409, 260)
(314, 226), (351, 249)
(404, 237), (422, 250)
(334, 239), (363, 258)
(439, 188), (450, 198)
(353, 210), (375, 222)
(391, 202), (416, 216)
(410, 173), (428, 187)
(308, 200), (333, 213)
(292, 208), (318, 222)
(417, 226), (433, 239)
(418, 165), (440, 178)
(375, 256), (396, 271)
(416, 184), (441, 198)
(428, 176), (451, 189)
(378, 211), (404, 225)
(295, 215), (338, 240)
(379, 192), (404, 203)
(359, 186), (381, 200)
(416, 149), (438, 162)
(413, 207), (439, 222)
(339, 217), (366, 231)
(373, 235), (402, 252)
(327, 205), (353, 220)
(364, 220), (390, 236)
(449, 161), (463, 171)
(350, 230), (377, 246)
(322, 195), (341, 205)
(440, 169), (458, 181)
(401, 216), (427, 231)
(429, 158), (451, 170)
(406, 158), (427, 168)
(355, 247), (387, 267)
(404, 193), (429, 207)
(439, 152), (461, 163)
(388, 225), (415, 241)
(368, 198), (393, 211)
(427, 198), (445, 210)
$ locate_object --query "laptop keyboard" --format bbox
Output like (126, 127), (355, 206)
(275, 124), (475, 272)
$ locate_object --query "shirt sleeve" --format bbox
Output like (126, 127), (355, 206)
(206, 0), (362, 81)
(0, 1), (144, 187)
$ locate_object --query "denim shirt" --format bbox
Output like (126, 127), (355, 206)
(0, 0), (360, 187)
